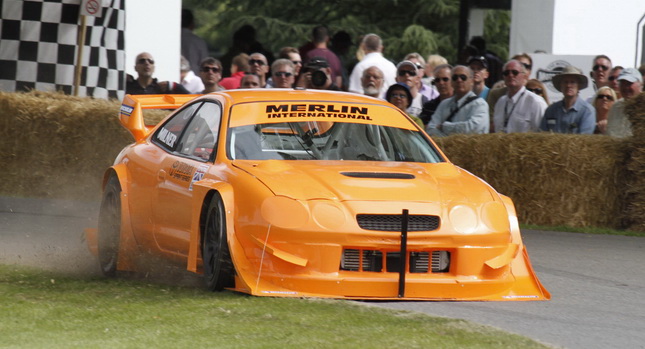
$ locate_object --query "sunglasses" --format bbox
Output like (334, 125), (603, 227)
(249, 59), (266, 66)
(137, 58), (154, 65)
(452, 74), (468, 81)
(398, 70), (417, 77)
(608, 75), (619, 81)
(273, 71), (293, 77)
(593, 64), (609, 72)
(390, 93), (408, 99)
(432, 77), (450, 84)
(503, 70), (520, 77)
(522, 63), (532, 70)
(527, 87), (543, 94)
(291, 60), (302, 65)
(201, 67), (220, 73)
(596, 94), (614, 101)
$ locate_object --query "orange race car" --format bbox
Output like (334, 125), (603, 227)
(87, 89), (550, 301)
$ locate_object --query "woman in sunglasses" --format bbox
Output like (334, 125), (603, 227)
(591, 86), (617, 134)
(525, 79), (550, 105)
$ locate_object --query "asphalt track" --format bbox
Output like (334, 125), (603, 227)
(1, 196), (644, 349)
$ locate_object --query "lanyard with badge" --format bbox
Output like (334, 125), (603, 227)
(503, 91), (525, 131)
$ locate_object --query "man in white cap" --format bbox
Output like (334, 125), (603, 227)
(606, 67), (643, 138)
(395, 60), (427, 117)
(540, 65), (595, 134)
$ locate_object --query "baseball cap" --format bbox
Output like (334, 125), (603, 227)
(396, 60), (418, 72)
(305, 56), (329, 69)
(617, 67), (643, 83)
(467, 56), (488, 69)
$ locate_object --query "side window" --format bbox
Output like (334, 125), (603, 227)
(176, 102), (222, 161)
(153, 102), (202, 151)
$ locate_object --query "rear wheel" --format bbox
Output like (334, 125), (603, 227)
(97, 175), (121, 277)
(202, 193), (234, 291)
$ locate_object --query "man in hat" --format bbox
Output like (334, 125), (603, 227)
(298, 56), (340, 90)
(493, 59), (547, 133)
(426, 65), (489, 137)
(540, 65), (595, 134)
(395, 60), (427, 117)
(468, 56), (490, 99)
(607, 67), (643, 138)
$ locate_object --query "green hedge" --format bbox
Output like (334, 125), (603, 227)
(1, 91), (642, 231)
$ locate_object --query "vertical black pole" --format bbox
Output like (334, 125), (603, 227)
(398, 209), (409, 298)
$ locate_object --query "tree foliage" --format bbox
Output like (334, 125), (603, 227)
(183, 0), (510, 65)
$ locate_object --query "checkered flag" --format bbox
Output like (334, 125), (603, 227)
(0, 0), (125, 100)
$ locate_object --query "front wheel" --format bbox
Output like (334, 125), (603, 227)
(202, 193), (234, 291)
(97, 175), (121, 277)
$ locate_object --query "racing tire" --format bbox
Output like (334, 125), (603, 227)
(97, 175), (122, 277)
(202, 193), (234, 291)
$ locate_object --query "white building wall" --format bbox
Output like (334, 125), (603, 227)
(511, 0), (645, 68)
(124, 0), (182, 82)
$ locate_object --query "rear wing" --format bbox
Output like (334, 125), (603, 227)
(119, 94), (200, 141)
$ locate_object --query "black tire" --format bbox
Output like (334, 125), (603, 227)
(97, 175), (122, 277)
(202, 193), (234, 291)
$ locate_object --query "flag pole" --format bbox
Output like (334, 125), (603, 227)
(74, 15), (87, 96)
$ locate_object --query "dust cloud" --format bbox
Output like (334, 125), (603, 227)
(0, 196), (203, 288)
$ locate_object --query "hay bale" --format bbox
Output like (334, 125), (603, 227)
(435, 133), (629, 228)
(0, 91), (130, 200)
(623, 93), (645, 231)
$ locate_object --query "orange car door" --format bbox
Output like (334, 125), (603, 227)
(153, 102), (222, 257)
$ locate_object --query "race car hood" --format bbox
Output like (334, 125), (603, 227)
(232, 160), (494, 204)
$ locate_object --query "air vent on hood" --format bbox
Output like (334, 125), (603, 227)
(341, 172), (415, 179)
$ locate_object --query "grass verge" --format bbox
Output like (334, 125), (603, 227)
(521, 224), (645, 237)
(0, 264), (549, 349)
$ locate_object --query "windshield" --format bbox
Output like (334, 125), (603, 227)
(227, 121), (443, 163)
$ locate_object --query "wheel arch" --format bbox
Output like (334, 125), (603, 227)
(99, 164), (139, 273)
(187, 181), (235, 273)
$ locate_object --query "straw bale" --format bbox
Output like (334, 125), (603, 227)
(0, 91), (130, 200)
(435, 133), (629, 228)
(623, 93), (645, 231)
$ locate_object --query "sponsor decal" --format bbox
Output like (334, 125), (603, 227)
(189, 164), (209, 191)
(265, 104), (372, 120)
(120, 104), (134, 116)
(157, 127), (177, 148)
(169, 161), (195, 182)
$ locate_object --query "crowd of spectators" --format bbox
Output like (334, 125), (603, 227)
(126, 16), (644, 139)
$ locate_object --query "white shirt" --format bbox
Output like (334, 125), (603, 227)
(606, 99), (632, 138)
(181, 70), (205, 94)
(407, 93), (423, 117)
(348, 52), (397, 96)
(493, 86), (547, 133)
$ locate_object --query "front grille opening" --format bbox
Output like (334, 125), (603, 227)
(357, 214), (440, 232)
(341, 249), (450, 273)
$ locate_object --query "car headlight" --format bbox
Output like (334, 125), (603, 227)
(448, 204), (478, 234)
(481, 201), (509, 232)
(261, 196), (309, 229)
